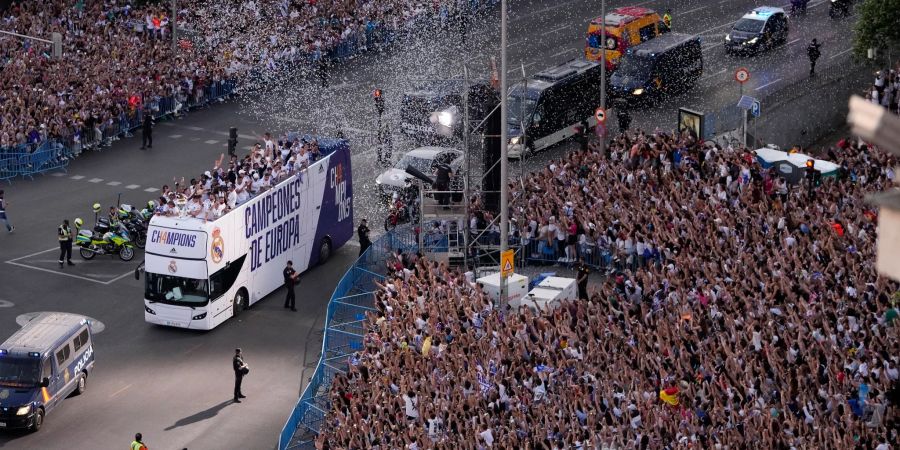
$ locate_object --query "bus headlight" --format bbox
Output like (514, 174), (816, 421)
(192, 312), (207, 320)
(16, 405), (31, 416)
(509, 137), (521, 145)
(632, 88), (645, 96)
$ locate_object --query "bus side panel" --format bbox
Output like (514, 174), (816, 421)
(309, 143), (353, 267)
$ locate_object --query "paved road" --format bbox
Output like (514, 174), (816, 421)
(0, 1), (871, 448)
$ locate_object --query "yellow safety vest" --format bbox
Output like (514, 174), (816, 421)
(663, 14), (672, 27)
(58, 225), (70, 241)
(131, 441), (147, 450)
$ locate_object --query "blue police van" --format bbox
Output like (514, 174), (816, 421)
(0, 313), (95, 432)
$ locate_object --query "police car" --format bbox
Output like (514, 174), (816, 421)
(0, 313), (95, 432)
(724, 7), (789, 55)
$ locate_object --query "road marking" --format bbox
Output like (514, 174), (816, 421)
(5, 247), (137, 285)
(541, 25), (569, 36)
(550, 48), (576, 58)
(787, 38), (801, 46)
(678, 5), (708, 16)
(144, 187), (159, 192)
(189, 137), (201, 141)
(755, 78), (782, 91)
(701, 68), (727, 81)
(107, 181), (122, 186)
(126, 184), (140, 190)
(186, 126), (204, 131)
(183, 343), (204, 355)
(830, 47), (853, 59)
(71, 175), (85, 180)
(701, 21), (736, 34)
(88, 178), (103, 183)
(703, 41), (724, 51)
(204, 139), (220, 145)
(51, 172), (66, 177)
(105, 270), (138, 285)
(109, 384), (132, 398)
(170, 134), (183, 139)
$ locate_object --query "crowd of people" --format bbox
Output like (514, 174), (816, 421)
(151, 133), (321, 220)
(0, 0), (488, 151)
(314, 127), (899, 449)
(866, 66), (900, 115)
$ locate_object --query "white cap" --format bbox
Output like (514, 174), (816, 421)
(204, 171), (212, 178)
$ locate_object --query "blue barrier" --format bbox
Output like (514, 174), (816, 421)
(278, 226), (418, 450)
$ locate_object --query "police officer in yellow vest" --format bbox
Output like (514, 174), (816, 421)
(662, 9), (672, 32)
(130, 432), (148, 450)
(58, 219), (75, 268)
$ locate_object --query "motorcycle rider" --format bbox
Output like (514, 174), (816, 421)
(58, 219), (75, 268)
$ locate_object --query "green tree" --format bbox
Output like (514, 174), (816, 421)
(853, 0), (900, 60)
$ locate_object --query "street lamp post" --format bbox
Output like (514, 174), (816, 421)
(499, 0), (510, 311)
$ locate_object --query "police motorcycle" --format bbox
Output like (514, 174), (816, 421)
(73, 217), (136, 261)
(829, 0), (851, 18)
(116, 203), (149, 249)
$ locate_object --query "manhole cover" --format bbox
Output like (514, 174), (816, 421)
(0, 300), (13, 308)
(16, 312), (106, 334)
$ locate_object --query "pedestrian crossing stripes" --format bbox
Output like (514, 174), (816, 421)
(107, 181), (122, 186)
(88, 178), (103, 183)
(204, 139), (220, 144)
(169, 134), (183, 139)
(125, 185), (140, 190)
(144, 187), (159, 192)
(71, 175), (85, 180)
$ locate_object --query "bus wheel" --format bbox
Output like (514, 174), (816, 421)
(233, 289), (248, 317)
(318, 238), (332, 265)
(30, 408), (44, 432)
(74, 373), (86, 395)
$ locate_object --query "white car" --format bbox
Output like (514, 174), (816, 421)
(375, 146), (464, 198)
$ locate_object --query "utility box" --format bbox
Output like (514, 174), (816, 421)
(476, 272), (529, 306)
(512, 276), (577, 313)
(537, 276), (577, 301)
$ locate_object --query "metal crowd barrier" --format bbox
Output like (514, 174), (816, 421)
(278, 226), (419, 450)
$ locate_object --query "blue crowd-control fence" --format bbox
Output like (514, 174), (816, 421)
(278, 225), (418, 450)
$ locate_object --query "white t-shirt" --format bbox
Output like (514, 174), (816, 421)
(403, 394), (419, 418)
(480, 428), (494, 446)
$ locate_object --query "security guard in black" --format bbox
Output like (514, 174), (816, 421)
(283, 260), (298, 311)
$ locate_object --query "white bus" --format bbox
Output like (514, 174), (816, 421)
(142, 140), (353, 330)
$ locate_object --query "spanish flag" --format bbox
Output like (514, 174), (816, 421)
(660, 387), (679, 407)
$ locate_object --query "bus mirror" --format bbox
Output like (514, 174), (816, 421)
(40, 377), (50, 387)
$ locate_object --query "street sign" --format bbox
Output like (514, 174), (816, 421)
(594, 107), (606, 123)
(734, 67), (750, 83)
(750, 100), (761, 118)
(737, 95), (758, 110)
(500, 249), (515, 277)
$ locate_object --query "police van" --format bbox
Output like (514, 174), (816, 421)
(609, 32), (703, 104)
(0, 313), (95, 432)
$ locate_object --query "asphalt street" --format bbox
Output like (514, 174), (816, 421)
(0, 0), (875, 448)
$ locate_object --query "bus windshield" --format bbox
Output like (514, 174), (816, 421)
(0, 357), (41, 387)
(508, 95), (537, 126)
(145, 273), (209, 305)
(616, 56), (654, 79)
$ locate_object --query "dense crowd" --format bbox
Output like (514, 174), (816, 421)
(866, 66), (900, 115)
(315, 128), (899, 449)
(151, 133), (321, 220)
(0, 0), (485, 150)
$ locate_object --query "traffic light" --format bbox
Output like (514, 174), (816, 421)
(228, 127), (238, 156)
(374, 89), (385, 117)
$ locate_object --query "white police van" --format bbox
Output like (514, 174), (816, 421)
(0, 313), (95, 432)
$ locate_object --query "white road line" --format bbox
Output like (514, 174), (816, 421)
(701, 68), (727, 81)
(125, 184), (140, 190)
(185, 126), (203, 131)
(204, 139), (220, 144)
(755, 78), (782, 91)
(4, 260), (111, 285)
(107, 181), (122, 186)
(51, 172), (66, 177)
(787, 38), (801, 46)
(541, 25), (569, 36)
(104, 270), (138, 285)
(6, 247), (57, 262)
(109, 384), (132, 398)
(144, 187), (159, 192)
(678, 6), (708, 16)
(71, 175), (84, 180)
(703, 42), (724, 51)
(88, 178), (103, 183)
(830, 47), (853, 59)
(550, 48), (576, 58)
(169, 134), (183, 139)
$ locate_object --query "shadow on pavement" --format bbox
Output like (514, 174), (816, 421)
(164, 399), (234, 431)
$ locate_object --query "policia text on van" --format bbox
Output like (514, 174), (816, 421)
(609, 33), (703, 104)
(0, 313), (95, 432)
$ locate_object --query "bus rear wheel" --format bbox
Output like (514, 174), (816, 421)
(232, 289), (248, 317)
(319, 239), (332, 265)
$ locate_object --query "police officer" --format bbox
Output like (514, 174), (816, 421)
(140, 111), (153, 150)
(576, 260), (591, 300)
(662, 9), (672, 32)
(807, 39), (821, 76)
(233, 348), (247, 402)
(0, 190), (12, 233)
(283, 260), (299, 311)
(433, 162), (452, 207)
(130, 432), (148, 450)
(58, 219), (74, 268)
(358, 219), (372, 256)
